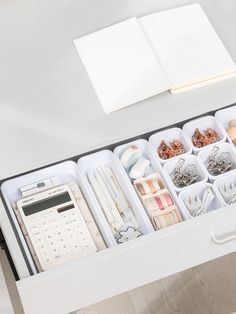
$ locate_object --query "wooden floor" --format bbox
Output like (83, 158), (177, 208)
(2, 249), (236, 314)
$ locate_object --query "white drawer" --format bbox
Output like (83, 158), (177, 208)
(2, 203), (236, 314)
(0, 253), (14, 314)
(1, 104), (236, 314)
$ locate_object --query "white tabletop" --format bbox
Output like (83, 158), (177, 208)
(0, 0), (236, 180)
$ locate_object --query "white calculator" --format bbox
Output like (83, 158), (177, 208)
(16, 184), (97, 270)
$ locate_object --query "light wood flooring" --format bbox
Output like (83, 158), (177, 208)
(1, 249), (236, 314)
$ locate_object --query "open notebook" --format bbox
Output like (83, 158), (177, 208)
(74, 3), (236, 113)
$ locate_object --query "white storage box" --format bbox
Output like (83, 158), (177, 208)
(198, 142), (236, 182)
(163, 155), (208, 193)
(214, 171), (236, 205)
(183, 115), (227, 153)
(178, 183), (225, 219)
(215, 105), (236, 146)
(149, 127), (192, 163)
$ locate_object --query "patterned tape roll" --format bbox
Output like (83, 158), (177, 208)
(136, 177), (161, 195)
(152, 207), (182, 229)
(154, 192), (174, 210)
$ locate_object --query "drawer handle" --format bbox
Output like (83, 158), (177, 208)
(211, 225), (236, 244)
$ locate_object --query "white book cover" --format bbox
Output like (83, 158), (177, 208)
(139, 3), (236, 93)
(74, 18), (170, 113)
(74, 4), (236, 113)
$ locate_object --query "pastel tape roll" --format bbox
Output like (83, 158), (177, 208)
(120, 145), (142, 169)
(135, 176), (161, 195)
(152, 206), (182, 229)
(129, 158), (150, 180)
(153, 192), (174, 210)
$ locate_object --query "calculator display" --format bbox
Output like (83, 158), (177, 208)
(22, 192), (71, 216)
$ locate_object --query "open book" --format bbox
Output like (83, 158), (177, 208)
(73, 3), (236, 113)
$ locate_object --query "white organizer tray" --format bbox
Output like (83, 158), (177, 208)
(178, 183), (225, 219)
(183, 115), (227, 153)
(1, 160), (114, 275)
(198, 142), (236, 182)
(77, 149), (155, 239)
(215, 105), (236, 146)
(148, 127), (192, 163)
(214, 171), (236, 205)
(163, 155), (208, 193)
(114, 138), (189, 220)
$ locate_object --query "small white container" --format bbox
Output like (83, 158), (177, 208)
(183, 115), (227, 153)
(114, 139), (189, 220)
(114, 139), (162, 176)
(148, 127), (192, 163)
(198, 142), (236, 182)
(77, 150), (155, 240)
(163, 155), (208, 193)
(214, 171), (236, 205)
(215, 105), (236, 146)
(178, 183), (225, 219)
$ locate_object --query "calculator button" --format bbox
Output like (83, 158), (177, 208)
(41, 249), (50, 256)
(39, 244), (47, 250)
(41, 221), (47, 228)
(52, 222), (62, 229)
(64, 218), (77, 225)
(31, 225), (41, 233)
(47, 233), (57, 240)
(53, 254), (62, 261)
(64, 226), (73, 233)
(55, 231), (63, 238)
(42, 227), (51, 234)
(71, 243), (82, 254)
(63, 250), (72, 257)
(32, 230), (42, 237)
(58, 237), (65, 243)
(35, 237), (46, 246)
(45, 256), (53, 264)
(51, 246), (60, 254)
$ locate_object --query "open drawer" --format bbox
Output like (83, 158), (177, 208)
(1, 104), (236, 314)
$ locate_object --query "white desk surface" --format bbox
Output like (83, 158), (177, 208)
(0, 0), (236, 180)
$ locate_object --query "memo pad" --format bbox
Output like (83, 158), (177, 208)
(74, 4), (236, 113)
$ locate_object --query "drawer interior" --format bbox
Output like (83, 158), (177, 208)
(1, 103), (236, 278)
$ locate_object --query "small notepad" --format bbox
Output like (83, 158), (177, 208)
(74, 3), (236, 113)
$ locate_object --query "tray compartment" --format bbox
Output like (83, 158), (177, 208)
(77, 150), (154, 241)
(149, 127), (192, 163)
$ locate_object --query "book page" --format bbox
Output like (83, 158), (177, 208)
(74, 18), (170, 113)
(139, 3), (236, 90)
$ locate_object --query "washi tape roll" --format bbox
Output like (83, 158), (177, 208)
(120, 145), (142, 169)
(152, 206), (182, 229)
(129, 158), (150, 179)
(153, 192), (174, 210)
(135, 176), (161, 195)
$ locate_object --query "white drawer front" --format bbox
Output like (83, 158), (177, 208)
(16, 205), (236, 314)
(0, 255), (14, 314)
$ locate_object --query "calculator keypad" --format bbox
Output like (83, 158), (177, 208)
(29, 209), (97, 270)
